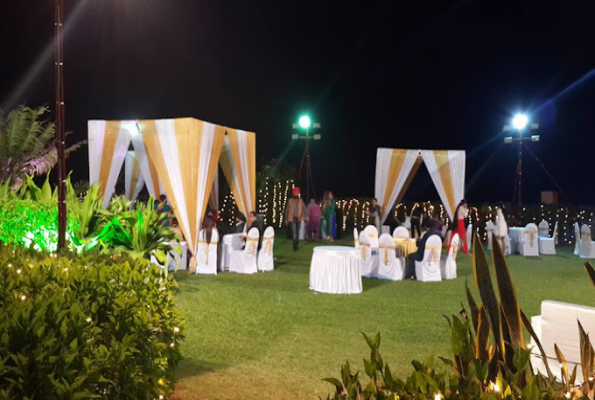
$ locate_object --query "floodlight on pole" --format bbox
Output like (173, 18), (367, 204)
(292, 114), (321, 202)
(503, 112), (539, 206)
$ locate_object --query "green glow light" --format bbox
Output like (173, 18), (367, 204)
(298, 115), (311, 129)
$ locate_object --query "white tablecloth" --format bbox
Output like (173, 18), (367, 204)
(509, 227), (524, 254)
(309, 246), (362, 294)
(221, 233), (244, 271)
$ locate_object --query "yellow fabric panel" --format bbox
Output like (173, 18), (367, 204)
(98, 121), (122, 197)
(433, 150), (456, 216)
(203, 126), (225, 220)
(246, 131), (256, 212)
(381, 149), (408, 216)
(128, 153), (141, 199)
(218, 143), (243, 214)
(147, 155), (161, 198)
(139, 119), (190, 250)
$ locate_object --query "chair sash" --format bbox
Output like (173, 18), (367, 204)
(360, 242), (370, 261)
(246, 237), (259, 253)
(354, 238), (359, 247)
(539, 227), (549, 233)
(526, 231), (537, 248)
(262, 236), (274, 256)
(426, 244), (441, 262)
(379, 244), (395, 265)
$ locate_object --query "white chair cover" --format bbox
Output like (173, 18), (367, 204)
(165, 241), (188, 271)
(258, 227), (275, 272)
(520, 223), (539, 257)
(538, 219), (549, 238)
(441, 233), (458, 280)
(539, 222), (557, 256)
(415, 235), (442, 282)
(574, 222), (581, 256)
(221, 233), (243, 271)
(580, 224), (595, 259)
(194, 230), (212, 274)
(364, 225), (379, 248)
(393, 226), (409, 239)
(354, 228), (360, 249)
(207, 228), (218, 273)
(377, 233), (404, 281)
(359, 230), (378, 278)
(486, 221), (494, 251)
(505, 235), (512, 256)
(229, 227), (259, 274)
(466, 224), (473, 253)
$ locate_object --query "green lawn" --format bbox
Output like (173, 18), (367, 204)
(171, 237), (595, 400)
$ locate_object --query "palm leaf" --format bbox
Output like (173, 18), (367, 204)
(521, 310), (553, 380)
(492, 234), (524, 349)
(584, 262), (595, 287)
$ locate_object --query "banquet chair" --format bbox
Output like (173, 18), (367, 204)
(364, 225), (379, 248)
(381, 225), (390, 234)
(229, 227), (259, 274)
(207, 228), (219, 273)
(538, 219), (550, 238)
(403, 216), (412, 237)
(195, 230), (212, 274)
(441, 233), (458, 280)
(377, 233), (404, 281)
(579, 224), (595, 259)
(574, 222), (581, 256)
(258, 227), (275, 272)
(359, 230), (379, 278)
(415, 235), (442, 282)
(538, 222), (557, 256)
(486, 221), (494, 251)
(354, 228), (360, 249)
(519, 223), (539, 257)
(466, 224), (473, 253)
(505, 234), (512, 256)
(393, 226), (409, 239)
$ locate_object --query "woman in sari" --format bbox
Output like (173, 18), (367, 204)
(325, 191), (337, 241)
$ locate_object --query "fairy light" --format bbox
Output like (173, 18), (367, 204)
(20, 294), (26, 301)
(16, 268), (21, 274)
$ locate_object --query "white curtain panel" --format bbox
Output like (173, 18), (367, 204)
(420, 150), (465, 220)
(208, 168), (219, 212)
(221, 131), (255, 215)
(374, 148), (420, 224)
(88, 120), (132, 208)
(222, 136), (246, 213)
(130, 132), (163, 199)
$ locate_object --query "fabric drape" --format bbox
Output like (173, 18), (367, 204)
(138, 118), (225, 259)
(130, 131), (163, 199)
(374, 148), (420, 223)
(219, 129), (256, 216)
(88, 120), (132, 207)
(124, 151), (144, 202)
(420, 150), (465, 219)
(208, 168), (219, 212)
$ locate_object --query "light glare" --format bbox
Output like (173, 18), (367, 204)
(298, 115), (311, 129)
(512, 113), (529, 130)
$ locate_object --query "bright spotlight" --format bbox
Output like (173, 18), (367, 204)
(298, 115), (311, 130)
(512, 113), (529, 130)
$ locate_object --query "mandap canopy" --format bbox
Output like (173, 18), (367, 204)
(374, 148), (465, 223)
(88, 117), (256, 265)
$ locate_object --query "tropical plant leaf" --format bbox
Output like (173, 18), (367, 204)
(554, 344), (570, 387)
(465, 280), (480, 335)
(584, 262), (595, 287)
(578, 320), (595, 389)
(520, 310), (553, 380)
(472, 233), (504, 357)
(475, 306), (490, 362)
(492, 235), (524, 349)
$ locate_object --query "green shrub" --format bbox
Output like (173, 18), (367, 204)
(0, 244), (184, 399)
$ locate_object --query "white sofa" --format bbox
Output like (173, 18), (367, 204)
(530, 300), (595, 384)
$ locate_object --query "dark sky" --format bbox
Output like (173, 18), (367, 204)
(2, 0), (595, 204)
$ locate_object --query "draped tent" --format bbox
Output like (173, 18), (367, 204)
(124, 151), (144, 202)
(88, 120), (133, 207)
(374, 148), (465, 223)
(88, 117), (257, 271)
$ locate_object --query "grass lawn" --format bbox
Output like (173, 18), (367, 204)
(170, 236), (595, 400)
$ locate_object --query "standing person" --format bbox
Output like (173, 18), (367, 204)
(202, 211), (216, 244)
(320, 192), (329, 240)
(449, 199), (469, 255)
(325, 191), (337, 241)
(495, 202), (509, 253)
(233, 214), (246, 234)
(367, 198), (381, 232)
(306, 199), (321, 241)
(410, 204), (423, 239)
(284, 187), (307, 250)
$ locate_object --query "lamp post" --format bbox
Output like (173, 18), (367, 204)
(504, 113), (539, 206)
(54, 0), (67, 250)
(291, 114), (321, 202)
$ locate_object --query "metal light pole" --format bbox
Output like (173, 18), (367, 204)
(54, 0), (67, 250)
(504, 113), (539, 206)
(292, 115), (321, 202)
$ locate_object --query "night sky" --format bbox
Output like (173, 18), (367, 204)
(2, 0), (595, 205)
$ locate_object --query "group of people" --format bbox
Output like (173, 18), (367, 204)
(284, 187), (338, 250)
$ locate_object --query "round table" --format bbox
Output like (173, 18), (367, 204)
(394, 238), (417, 257)
(309, 246), (362, 294)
